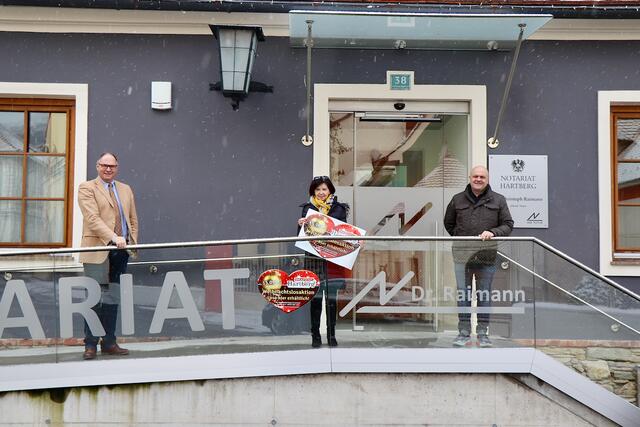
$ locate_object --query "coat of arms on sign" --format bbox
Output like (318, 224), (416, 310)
(511, 159), (525, 172)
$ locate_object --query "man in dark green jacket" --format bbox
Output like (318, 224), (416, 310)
(444, 165), (514, 348)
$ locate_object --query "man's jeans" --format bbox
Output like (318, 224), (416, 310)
(453, 261), (497, 336)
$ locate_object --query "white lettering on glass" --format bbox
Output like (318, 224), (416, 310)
(0, 280), (45, 339)
(58, 277), (105, 339)
(149, 271), (205, 334)
(203, 268), (250, 330)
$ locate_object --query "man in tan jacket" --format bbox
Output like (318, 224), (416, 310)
(78, 152), (138, 360)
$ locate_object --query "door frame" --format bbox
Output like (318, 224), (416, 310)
(313, 84), (487, 176)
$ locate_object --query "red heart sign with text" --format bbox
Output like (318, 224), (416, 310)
(258, 269), (320, 313)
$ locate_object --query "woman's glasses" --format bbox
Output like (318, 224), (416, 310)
(312, 175), (329, 181)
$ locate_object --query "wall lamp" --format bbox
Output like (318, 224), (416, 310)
(209, 25), (273, 111)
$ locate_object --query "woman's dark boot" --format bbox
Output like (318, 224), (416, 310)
(312, 335), (322, 348)
(327, 295), (338, 347)
(310, 296), (322, 348)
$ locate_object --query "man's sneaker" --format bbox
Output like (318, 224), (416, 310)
(452, 333), (471, 347)
(478, 334), (493, 348)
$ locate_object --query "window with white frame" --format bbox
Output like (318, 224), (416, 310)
(598, 91), (640, 276)
(611, 106), (640, 254)
(0, 98), (75, 247)
(0, 82), (88, 250)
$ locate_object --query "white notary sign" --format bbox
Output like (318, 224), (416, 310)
(489, 155), (549, 228)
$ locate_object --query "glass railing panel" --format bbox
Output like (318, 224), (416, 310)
(532, 242), (640, 331)
(0, 251), (81, 365)
(530, 242), (640, 341)
(335, 240), (437, 349)
(530, 242), (640, 404)
(1, 235), (638, 404)
(334, 239), (536, 349)
(490, 240), (537, 347)
(48, 242), (313, 361)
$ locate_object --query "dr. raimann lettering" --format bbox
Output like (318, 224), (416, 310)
(411, 287), (525, 303)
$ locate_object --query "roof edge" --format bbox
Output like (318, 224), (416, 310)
(2, 0), (640, 19)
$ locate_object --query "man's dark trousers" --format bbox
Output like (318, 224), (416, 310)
(83, 249), (129, 349)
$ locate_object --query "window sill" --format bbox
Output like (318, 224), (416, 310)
(0, 253), (81, 276)
(612, 253), (640, 265)
(611, 259), (640, 265)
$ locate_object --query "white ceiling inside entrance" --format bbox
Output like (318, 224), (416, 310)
(289, 11), (552, 50)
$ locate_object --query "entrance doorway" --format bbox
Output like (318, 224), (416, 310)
(313, 85), (486, 336)
(328, 103), (469, 236)
(327, 102), (470, 333)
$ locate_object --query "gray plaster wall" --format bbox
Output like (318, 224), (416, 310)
(0, 32), (638, 291)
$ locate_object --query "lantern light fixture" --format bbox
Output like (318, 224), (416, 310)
(209, 25), (273, 111)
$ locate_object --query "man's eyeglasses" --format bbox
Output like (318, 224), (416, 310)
(98, 163), (118, 170)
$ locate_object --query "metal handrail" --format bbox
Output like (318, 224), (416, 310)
(1, 235), (638, 302)
(0, 235), (533, 257)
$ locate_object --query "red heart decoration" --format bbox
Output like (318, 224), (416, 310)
(258, 269), (320, 313)
(310, 223), (363, 259)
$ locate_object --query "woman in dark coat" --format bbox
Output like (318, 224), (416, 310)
(298, 176), (349, 348)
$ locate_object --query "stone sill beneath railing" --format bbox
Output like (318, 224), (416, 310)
(2, 338), (638, 348)
(0, 337), (171, 348)
(514, 339), (640, 348)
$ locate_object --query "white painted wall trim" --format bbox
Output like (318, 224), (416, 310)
(597, 91), (640, 276)
(531, 19), (640, 41)
(313, 84), (487, 176)
(1, 8), (640, 41)
(0, 6), (289, 36)
(0, 348), (636, 425)
(0, 82), (88, 251)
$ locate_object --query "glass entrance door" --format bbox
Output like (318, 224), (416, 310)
(330, 110), (469, 236)
(329, 107), (470, 333)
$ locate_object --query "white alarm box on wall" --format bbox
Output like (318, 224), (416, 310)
(151, 81), (172, 110)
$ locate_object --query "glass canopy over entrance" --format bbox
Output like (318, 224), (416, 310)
(289, 11), (553, 50)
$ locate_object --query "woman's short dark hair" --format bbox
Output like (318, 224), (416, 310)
(308, 175), (336, 196)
